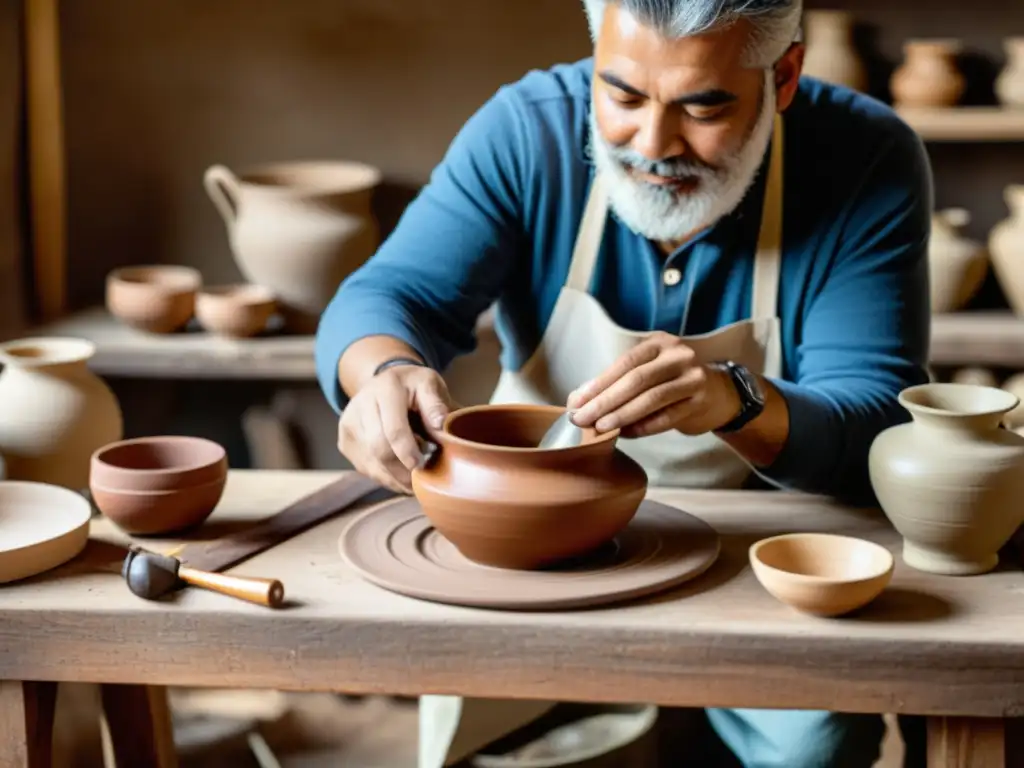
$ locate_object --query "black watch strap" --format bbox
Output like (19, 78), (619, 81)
(372, 356), (426, 377)
(711, 361), (765, 434)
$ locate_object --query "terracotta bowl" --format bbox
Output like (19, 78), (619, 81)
(89, 436), (228, 535)
(749, 533), (894, 617)
(195, 284), (276, 338)
(106, 265), (202, 334)
(411, 404), (648, 570)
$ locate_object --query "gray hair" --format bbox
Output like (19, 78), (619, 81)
(582, 0), (802, 68)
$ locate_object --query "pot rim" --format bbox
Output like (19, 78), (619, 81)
(749, 532), (894, 585)
(439, 403), (620, 453)
(107, 265), (203, 294)
(90, 436), (227, 476)
(235, 160), (383, 195)
(0, 336), (97, 367)
(898, 382), (1020, 418)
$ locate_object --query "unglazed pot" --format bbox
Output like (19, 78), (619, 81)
(800, 10), (867, 91)
(195, 284), (276, 338)
(989, 184), (1024, 316)
(868, 383), (1024, 576)
(0, 337), (123, 490)
(929, 208), (987, 313)
(890, 40), (965, 108)
(204, 161), (382, 333)
(106, 265), (202, 334)
(995, 37), (1024, 107)
(411, 404), (648, 569)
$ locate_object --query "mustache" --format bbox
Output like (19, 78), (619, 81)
(604, 144), (718, 180)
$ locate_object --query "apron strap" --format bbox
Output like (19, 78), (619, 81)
(750, 113), (785, 320)
(565, 171), (610, 293)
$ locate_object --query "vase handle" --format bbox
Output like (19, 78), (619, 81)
(204, 164), (241, 225)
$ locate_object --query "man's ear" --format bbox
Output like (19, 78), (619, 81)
(774, 43), (805, 111)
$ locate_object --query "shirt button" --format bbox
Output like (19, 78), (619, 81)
(663, 268), (682, 286)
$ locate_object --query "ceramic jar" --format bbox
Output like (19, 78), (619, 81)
(989, 184), (1024, 316)
(411, 404), (648, 569)
(868, 383), (1024, 576)
(0, 337), (123, 490)
(891, 40), (965, 108)
(204, 161), (382, 333)
(928, 208), (987, 313)
(995, 37), (1024, 107)
(800, 10), (867, 91)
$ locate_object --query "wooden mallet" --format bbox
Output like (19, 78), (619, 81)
(121, 546), (285, 608)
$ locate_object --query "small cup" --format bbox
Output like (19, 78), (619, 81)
(749, 533), (894, 617)
(106, 265), (202, 334)
(195, 284), (276, 338)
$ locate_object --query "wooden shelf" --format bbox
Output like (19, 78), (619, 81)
(929, 311), (1024, 367)
(896, 106), (1024, 142)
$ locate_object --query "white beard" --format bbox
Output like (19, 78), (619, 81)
(588, 71), (777, 243)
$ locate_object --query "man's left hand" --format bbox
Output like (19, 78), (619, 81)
(566, 332), (741, 438)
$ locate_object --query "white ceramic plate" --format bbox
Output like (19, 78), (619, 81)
(0, 481), (91, 584)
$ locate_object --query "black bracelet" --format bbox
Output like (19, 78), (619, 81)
(372, 356), (426, 377)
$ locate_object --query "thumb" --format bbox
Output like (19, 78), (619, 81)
(413, 375), (455, 435)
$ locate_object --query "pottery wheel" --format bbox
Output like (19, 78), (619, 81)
(339, 498), (720, 610)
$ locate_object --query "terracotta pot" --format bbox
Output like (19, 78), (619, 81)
(928, 208), (987, 313)
(868, 383), (1024, 575)
(411, 404), (648, 569)
(89, 436), (228, 535)
(204, 161), (382, 333)
(106, 265), (202, 334)
(891, 40), (965, 108)
(0, 337), (123, 490)
(195, 284), (276, 338)
(995, 37), (1024, 107)
(989, 184), (1024, 316)
(800, 10), (867, 92)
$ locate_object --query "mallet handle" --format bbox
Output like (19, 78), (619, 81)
(177, 566), (285, 608)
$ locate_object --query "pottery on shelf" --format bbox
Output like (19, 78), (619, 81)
(195, 284), (276, 338)
(868, 383), (1024, 576)
(989, 185), (1024, 317)
(951, 367), (998, 388)
(204, 160), (382, 334)
(1001, 373), (1024, 430)
(800, 10), (867, 92)
(890, 39), (966, 108)
(749, 533), (893, 617)
(411, 404), (649, 570)
(106, 265), (202, 334)
(929, 208), (987, 313)
(89, 436), (228, 535)
(995, 37), (1024, 107)
(0, 337), (123, 491)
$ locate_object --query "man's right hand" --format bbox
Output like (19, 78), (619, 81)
(337, 364), (455, 494)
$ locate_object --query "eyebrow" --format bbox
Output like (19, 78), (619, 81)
(597, 71), (738, 106)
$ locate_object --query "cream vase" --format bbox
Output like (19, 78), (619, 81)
(800, 10), (867, 91)
(928, 208), (987, 313)
(0, 337), (123, 491)
(995, 37), (1024, 107)
(989, 184), (1024, 316)
(204, 160), (382, 334)
(890, 40), (966, 108)
(868, 383), (1024, 576)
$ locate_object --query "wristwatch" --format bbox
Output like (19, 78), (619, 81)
(709, 361), (766, 434)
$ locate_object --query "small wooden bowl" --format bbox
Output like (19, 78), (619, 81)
(89, 436), (228, 535)
(106, 265), (202, 334)
(195, 284), (276, 338)
(749, 533), (894, 617)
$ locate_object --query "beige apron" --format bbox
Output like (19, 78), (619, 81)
(419, 115), (786, 767)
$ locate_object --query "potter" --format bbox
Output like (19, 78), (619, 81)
(316, 0), (932, 765)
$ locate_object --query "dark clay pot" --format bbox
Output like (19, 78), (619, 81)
(411, 404), (648, 570)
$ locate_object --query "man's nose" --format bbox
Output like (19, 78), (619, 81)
(631, 106), (685, 162)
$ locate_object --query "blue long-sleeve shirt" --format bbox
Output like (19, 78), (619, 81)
(315, 58), (932, 504)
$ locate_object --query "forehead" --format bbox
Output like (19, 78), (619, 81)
(595, 5), (757, 85)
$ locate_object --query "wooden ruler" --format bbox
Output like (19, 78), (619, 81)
(168, 474), (390, 574)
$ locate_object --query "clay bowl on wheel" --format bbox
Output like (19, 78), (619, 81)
(749, 533), (894, 617)
(106, 265), (202, 334)
(195, 284), (276, 338)
(411, 404), (648, 570)
(89, 436), (228, 535)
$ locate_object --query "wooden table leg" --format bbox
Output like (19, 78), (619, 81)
(927, 716), (1007, 768)
(0, 681), (58, 768)
(99, 684), (178, 768)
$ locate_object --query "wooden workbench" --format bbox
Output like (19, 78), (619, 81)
(1, 470), (1022, 766)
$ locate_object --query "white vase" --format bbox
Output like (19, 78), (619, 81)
(801, 10), (867, 91)
(995, 37), (1024, 107)
(928, 208), (987, 313)
(989, 185), (1024, 317)
(0, 337), (123, 490)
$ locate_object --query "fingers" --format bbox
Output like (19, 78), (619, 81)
(571, 358), (681, 428)
(595, 367), (706, 431)
(622, 394), (708, 439)
(567, 339), (663, 409)
(412, 374), (454, 440)
(359, 401), (415, 493)
(377, 376), (426, 472)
